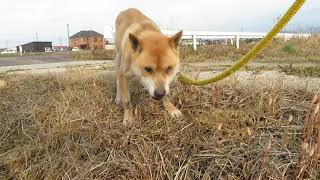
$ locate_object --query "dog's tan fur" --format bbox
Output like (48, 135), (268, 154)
(114, 8), (183, 125)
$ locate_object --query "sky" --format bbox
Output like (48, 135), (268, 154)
(0, 0), (319, 48)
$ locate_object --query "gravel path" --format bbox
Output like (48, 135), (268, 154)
(195, 70), (320, 92)
(0, 53), (72, 66)
(0, 60), (113, 73)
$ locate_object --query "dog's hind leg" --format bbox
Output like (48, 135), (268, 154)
(163, 96), (182, 118)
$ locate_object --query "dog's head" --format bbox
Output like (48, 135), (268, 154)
(129, 30), (183, 101)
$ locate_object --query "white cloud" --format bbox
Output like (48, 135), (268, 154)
(0, 0), (319, 48)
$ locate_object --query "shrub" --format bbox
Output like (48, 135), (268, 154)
(282, 43), (296, 54)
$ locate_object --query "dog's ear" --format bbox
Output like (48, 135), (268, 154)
(129, 33), (140, 52)
(169, 30), (183, 49)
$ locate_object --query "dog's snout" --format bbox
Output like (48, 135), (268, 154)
(153, 89), (165, 101)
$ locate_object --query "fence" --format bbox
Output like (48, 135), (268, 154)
(104, 27), (311, 51)
(162, 30), (311, 50)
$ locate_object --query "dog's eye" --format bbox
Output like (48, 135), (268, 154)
(166, 66), (173, 73)
(144, 67), (153, 73)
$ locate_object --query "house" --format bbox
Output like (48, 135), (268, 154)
(17, 41), (52, 53)
(104, 38), (115, 50)
(1, 48), (17, 54)
(70, 30), (104, 50)
(52, 45), (69, 52)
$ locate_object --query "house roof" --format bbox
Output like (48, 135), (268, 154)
(70, 30), (104, 38)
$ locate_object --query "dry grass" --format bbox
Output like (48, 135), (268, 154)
(180, 35), (320, 62)
(0, 69), (320, 179)
(69, 35), (320, 63)
(71, 49), (114, 60)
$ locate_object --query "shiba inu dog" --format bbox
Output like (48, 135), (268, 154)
(114, 8), (183, 125)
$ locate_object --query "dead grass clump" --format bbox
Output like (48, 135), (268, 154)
(0, 70), (319, 179)
(295, 95), (320, 179)
(180, 45), (239, 62)
(0, 79), (6, 88)
(71, 49), (114, 60)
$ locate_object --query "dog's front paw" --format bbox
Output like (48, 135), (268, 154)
(169, 109), (182, 118)
(123, 110), (134, 126)
(114, 97), (121, 105)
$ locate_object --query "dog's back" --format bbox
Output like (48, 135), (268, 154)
(115, 8), (160, 53)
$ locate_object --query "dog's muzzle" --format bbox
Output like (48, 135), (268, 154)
(152, 89), (165, 101)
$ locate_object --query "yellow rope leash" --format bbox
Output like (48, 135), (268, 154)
(177, 0), (306, 85)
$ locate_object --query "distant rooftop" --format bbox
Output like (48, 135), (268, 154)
(20, 41), (52, 46)
(70, 30), (104, 38)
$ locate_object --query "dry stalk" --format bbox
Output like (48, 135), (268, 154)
(296, 97), (320, 179)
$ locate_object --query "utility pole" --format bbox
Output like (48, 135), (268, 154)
(67, 24), (70, 48)
(59, 37), (62, 52)
(36, 32), (39, 41)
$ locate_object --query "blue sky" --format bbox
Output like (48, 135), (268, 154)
(0, 0), (319, 48)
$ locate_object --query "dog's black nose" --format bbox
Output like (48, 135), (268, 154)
(153, 89), (165, 101)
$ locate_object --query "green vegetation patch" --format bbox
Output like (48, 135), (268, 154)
(282, 43), (297, 54)
(279, 64), (320, 78)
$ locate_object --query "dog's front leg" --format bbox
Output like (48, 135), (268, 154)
(114, 53), (122, 105)
(118, 73), (134, 126)
(163, 96), (182, 118)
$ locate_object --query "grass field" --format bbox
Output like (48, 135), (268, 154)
(70, 35), (320, 63)
(180, 36), (320, 63)
(0, 68), (319, 179)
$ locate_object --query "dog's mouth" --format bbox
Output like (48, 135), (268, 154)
(152, 96), (163, 101)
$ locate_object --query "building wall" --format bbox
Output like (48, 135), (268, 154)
(105, 44), (115, 50)
(18, 42), (52, 53)
(52, 46), (69, 52)
(70, 37), (104, 50)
